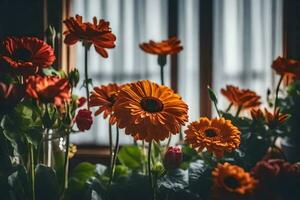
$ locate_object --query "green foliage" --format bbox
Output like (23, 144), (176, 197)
(7, 165), (30, 200)
(35, 164), (60, 200)
(222, 113), (270, 169)
(279, 80), (300, 141)
(117, 146), (146, 171)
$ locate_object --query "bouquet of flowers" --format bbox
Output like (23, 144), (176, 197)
(0, 15), (299, 200)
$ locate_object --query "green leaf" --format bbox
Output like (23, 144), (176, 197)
(188, 160), (212, 197)
(158, 169), (188, 192)
(117, 146), (145, 170)
(35, 164), (60, 200)
(71, 162), (96, 184)
(8, 165), (30, 200)
(207, 86), (218, 103)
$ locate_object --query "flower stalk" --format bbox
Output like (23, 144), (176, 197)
(274, 75), (284, 114)
(29, 143), (35, 200)
(84, 44), (91, 110)
(147, 141), (156, 200)
(109, 126), (120, 186)
(63, 132), (70, 193)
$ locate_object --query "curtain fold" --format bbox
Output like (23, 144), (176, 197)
(213, 0), (283, 111)
(70, 0), (170, 145)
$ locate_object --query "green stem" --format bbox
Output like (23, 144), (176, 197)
(166, 134), (172, 148)
(235, 106), (242, 117)
(109, 126), (119, 186)
(109, 123), (113, 169)
(63, 133), (70, 193)
(142, 140), (146, 174)
(274, 75), (284, 114)
(225, 103), (233, 113)
(148, 141), (154, 200)
(29, 143), (35, 200)
(84, 45), (90, 110)
(160, 65), (165, 85)
(213, 101), (222, 117)
(179, 126), (183, 141)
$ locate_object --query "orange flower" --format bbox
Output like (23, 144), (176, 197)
(26, 75), (71, 106)
(113, 80), (188, 142)
(221, 85), (261, 109)
(212, 163), (257, 200)
(0, 37), (55, 75)
(63, 15), (116, 58)
(250, 108), (264, 121)
(139, 37), (183, 55)
(250, 108), (288, 128)
(272, 56), (300, 79)
(89, 83), (121, 125)
(185, 117), (240, 158)
(264, 108), (289, 128)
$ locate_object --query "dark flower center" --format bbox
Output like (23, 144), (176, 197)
(13, 48), (32, 62)
(108, 94), (117, 104)
(140, 97), (163, 113)
(224, 176), (240, 190)
(204, 128), (217, 137)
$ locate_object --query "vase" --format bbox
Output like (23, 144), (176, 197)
(42, 129), (66, 169)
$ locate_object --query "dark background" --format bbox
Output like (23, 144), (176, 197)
(1, 0), (300, 58)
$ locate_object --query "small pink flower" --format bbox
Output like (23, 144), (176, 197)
(164, 146), (183, 170)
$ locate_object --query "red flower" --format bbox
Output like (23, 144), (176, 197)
(272, 56), (300, 77)
(0, 37), (55, 75)
(139, 37), (183, 55)
(163, 146), (183, 170)
(251, 159), (300, 200)
(63, 15), (116, 58)
(221, 85), (261, 110)
(75, 109), (93, 131)
(0, 82), (24, 112)
(26, 75), (71, 106)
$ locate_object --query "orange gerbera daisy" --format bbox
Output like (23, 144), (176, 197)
(185, 117), (240, 158)
(250, 108), (265, 121)
(89, 83), (121, 125)
(113, 80), (188, 142)
(26, 75), (71, 106)
(212, 163), (257, 200)
(0, 37), (55, 75)
(139, 37), (183, 55)
(272, 56), (300, 80)
(63, 15), (116, 58)
(221, 85), (261, 109)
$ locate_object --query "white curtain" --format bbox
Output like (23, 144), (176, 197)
(70, 0), (171, 145)
(70, 0), (282, 145)
(213, 0), (283, 111)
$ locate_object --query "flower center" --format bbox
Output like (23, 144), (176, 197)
(224, 176), (240, 190)
(13, 48), (32, 62)
(108, 93), (117, 104)
(204, 128), (217, 137)
(140, 97), (163, 113)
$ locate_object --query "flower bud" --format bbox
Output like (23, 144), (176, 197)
(75, 109), (93, 131)
(68, 68), (80, 87)
(164, 146), (183, 170)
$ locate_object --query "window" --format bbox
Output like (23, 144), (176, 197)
(68, 0), (283, 145)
